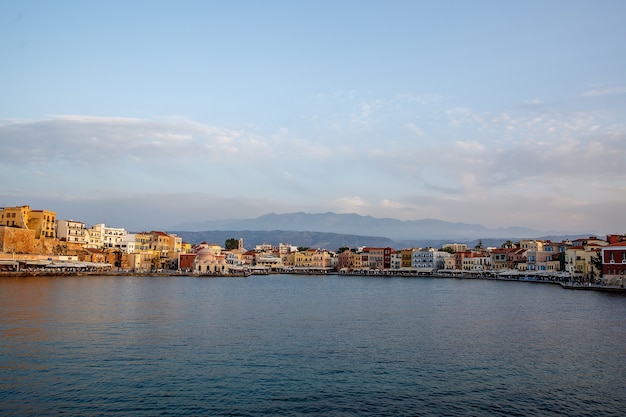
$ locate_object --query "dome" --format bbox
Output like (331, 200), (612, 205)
(194, 248), (216, 262)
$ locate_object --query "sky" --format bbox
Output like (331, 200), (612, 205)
(1, 0), (625, 234)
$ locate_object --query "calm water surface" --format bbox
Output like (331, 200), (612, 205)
(1, 275), (625, 416)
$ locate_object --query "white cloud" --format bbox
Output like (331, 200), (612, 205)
(405, 123), (423, 136)
(2, 97), (625, 234)
(0, 116), (245, 165)
(582, 86), (626, 97)
(332, 196), (370, 214)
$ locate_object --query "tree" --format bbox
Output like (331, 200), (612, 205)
(590, 249), (603, 278)
(114, 250), (123, 268)
(225, 238), (239, 250)
(297, 246), (310, 252)
(440, 246), (455, 254)
(337, 247), (351, 254)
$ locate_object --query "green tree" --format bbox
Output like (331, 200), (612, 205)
(440, 246), (455, 254)
(337, 246), (351, 254)
(225, 238), (239, 250)
(590, 249), (603, 278)
(297, 246), (310, 252)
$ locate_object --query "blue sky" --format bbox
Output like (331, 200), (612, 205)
(1, 0), (625, 234)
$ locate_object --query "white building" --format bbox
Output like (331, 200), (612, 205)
(85, 223), (127, 249)
(412, 248), (450, 271)
(118, 234), (137, 254)
(390, 252), (402, 270)
(462, 255), (492, 271)
(56, 220), (87, 245)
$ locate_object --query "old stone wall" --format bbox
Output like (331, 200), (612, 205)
(0, 226), (60, 255)
(0, 227), (39, 254)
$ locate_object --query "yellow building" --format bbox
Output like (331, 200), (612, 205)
(135, 233), (152, 251)
(311, 250), (332, 268)
(400, 249), (414, 268)
(0, 205), (56, 239)
(295, 250), (315, 267)
(520, 240), (544, 251)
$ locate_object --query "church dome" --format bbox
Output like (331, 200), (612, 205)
(194, 248), (216, 262)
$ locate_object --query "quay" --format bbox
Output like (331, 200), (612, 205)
(1, 268), (625, 294)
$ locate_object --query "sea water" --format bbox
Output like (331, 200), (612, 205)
(1, 275), (624, 416)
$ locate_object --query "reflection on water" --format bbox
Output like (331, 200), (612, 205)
(1, 275), (625, 416)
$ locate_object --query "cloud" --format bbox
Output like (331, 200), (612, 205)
(2, 96), (625, 234)
(0, 116), (243, 165)
(582, 86), (626, 97)
(405, 123), (424, 136)
(332, 196), (370, 214)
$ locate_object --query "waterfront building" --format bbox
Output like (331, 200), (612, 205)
(400, 249), (415, 268)
(461, 252), (491, 271)
(443, 256), (455, 270)
(311, 250), (333, 269)
(169, 234), (183, 254)
(118, 234), (136, 254)
(508, 248), (527, 270)
(85, 223), (127, 249)
(257, 252), (284, 269)
(179, 253), (196, 270)
(565, 244), (604, 281)
(0, 205), (56, 239)
(223, 250), (245, 266)
(601, 243), (626, 286)
(128, 251), (157, 272)
(489, 248), (510, 270)
(193, 247), (227, 274)
(294, 249), (315, 267)
(390, 252), (402, 269)
(242, 250), (257, 266)
(281, 251), (296, 267)
(411, 248), (449, 271)
(134, 233), (151, 251)
(150, 231), (171, 257)
(180, 241), (192, 254)
(454, 251), (471, 270)
(361, 247), (393, 269)
(84, 248), (107, 264)
(337, 249), (361, 271)
(526, 248), (560, 272)
(56, 220), (87, 245)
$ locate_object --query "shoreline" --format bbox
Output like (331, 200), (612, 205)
(1, 270), (625, 293)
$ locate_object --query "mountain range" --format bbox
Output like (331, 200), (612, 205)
(168, 212), (592, 248)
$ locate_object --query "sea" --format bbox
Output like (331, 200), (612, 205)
(1, 274), (624, 416)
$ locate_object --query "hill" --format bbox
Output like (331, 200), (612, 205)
(170, 211), (555, 241)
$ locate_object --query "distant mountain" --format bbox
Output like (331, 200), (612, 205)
(168, 230), (398, 250)
(170, 211), (551, 241)
(168, 230), (595, 250)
